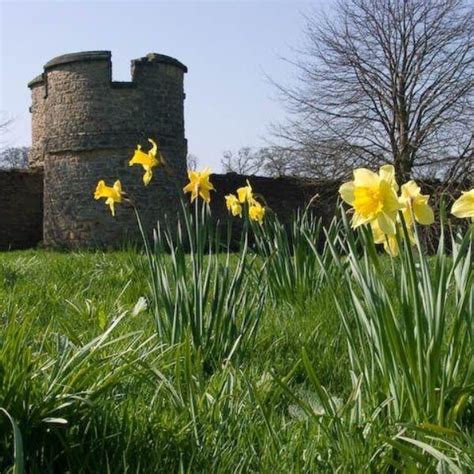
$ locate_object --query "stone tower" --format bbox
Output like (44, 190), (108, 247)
(28, 51), (187, 248)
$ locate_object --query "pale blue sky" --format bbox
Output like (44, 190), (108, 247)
(1, 0), (327, 171)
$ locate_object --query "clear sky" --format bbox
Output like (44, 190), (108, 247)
(1, 0), (327, 171)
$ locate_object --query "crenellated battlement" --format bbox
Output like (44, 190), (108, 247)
(28, 51), (187, 94)
(28, 51), (187, 162)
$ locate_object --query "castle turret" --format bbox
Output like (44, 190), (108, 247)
(28, 74), (46, 168)
(28, 51), (188, 248)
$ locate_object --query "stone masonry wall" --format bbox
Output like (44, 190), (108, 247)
(3, 168), (464, 251)
(0, 169), (43, 250)
(29, 77), (46, 168)
(0, 168), (341, 251)
(28, 51), (188, 248)
(210, 173), (341, 226)
(43, 147), (185, 248)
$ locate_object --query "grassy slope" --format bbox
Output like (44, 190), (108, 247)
(0, 250), (347, 382)
(2, 249), (470, 472)
(0, 250), (351, 472)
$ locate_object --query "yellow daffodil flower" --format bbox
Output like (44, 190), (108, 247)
(94, 180), (123, 216)
(451, 189), (474, 219)
(237, 180), (253, 204)
(399, 180), (434, 225)
(225, 193), (243, 217)
(129, 139), (163, 186)
(371, 221), (400, 256)
(183, 167), (215, 203)
(339, 164), (402, 235)
(371, 220), (415, 257)
(249, 200), (265, 224)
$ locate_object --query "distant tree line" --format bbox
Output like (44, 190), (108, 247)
(0, 147), (29, 169)
(0, 116), (29, 169)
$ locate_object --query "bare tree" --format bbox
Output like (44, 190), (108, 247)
(221, 147), (264, 175)
(221, 146), (307, 177)
(256, 147), (303, 177)
(0, 115), (13, 152)
(0, 147), (29, 169)
(273, 0), (473, 182)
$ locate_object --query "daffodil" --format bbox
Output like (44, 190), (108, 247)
(451, 189), (474, 219)
(371, 220), (415, 257)
(183, 167), (215, 203)
(225, 193), (242, 217)
(94, 180), (123, 216)
(399, 180), (434, 225)
(129, 139), (163, 186)
(249, 200), (265, 224)
(339, 165), (402, 235)
(237, 180), (253, 204)
(371, 221), (400, 256)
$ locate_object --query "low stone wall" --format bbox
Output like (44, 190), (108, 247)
(0, 168), (472, 251)
(211, 173), (340, 225)
(0, 169), (342, 250)
(1, 169), (466, 251)
(0, 169), (43, 250)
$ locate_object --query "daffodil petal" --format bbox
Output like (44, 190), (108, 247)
(113, 180), (122, 196)
(401, 207), (414, 227)
(105, 197), (115, 216)
(225, 194), (242, 216)
(148, 139), (157, 158)
(199, 188), (211, 203)
(413, 200), (434, 225)
(377, 212), (396, 235)
(383, 235), (399, 257)
(370, 220), (385, 243)
(183, 182), (195, 194)
(352, 212), (370, 229)
(339, 181), (355, 205)
(143, 168), (152, 186)
(451, 190), (474, 219)
(379, 180), (401, 213)
(379, 165), (398, 191)
(233, 204), (242, 217)
(187, 170), (198, 181)
(94, 180), (106, 200)
(401, 180), (420, 199)
(353, 168), (379, 188)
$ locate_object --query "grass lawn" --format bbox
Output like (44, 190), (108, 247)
(0, 246), (472, 472)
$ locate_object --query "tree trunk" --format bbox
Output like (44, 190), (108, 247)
(394, 153), (412, 184)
